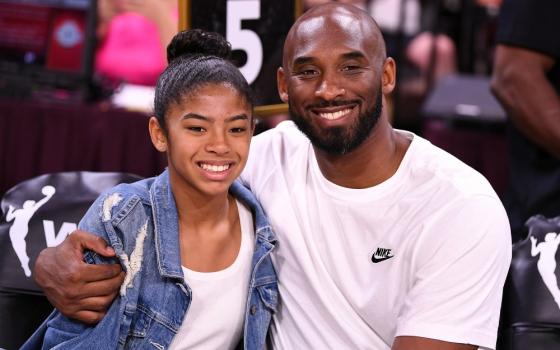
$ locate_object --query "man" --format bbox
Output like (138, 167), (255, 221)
(491, 0), (560, 243)
(34, 4), (510, 349)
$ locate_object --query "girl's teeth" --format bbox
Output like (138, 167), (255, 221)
(200, 164), (230, 172)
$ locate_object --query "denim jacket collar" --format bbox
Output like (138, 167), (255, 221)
(229, 180), (277, 245)
(149, 170), (277, 279)
(150, 170), (183, 279)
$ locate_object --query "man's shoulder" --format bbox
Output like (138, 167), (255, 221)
(252, 120), (308, 149)
(406, 133), (498, 199)
(245, 121), (309, 172)
(241, 121), (310, 194)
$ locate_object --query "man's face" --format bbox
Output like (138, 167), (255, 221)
(289, 86), (382, 155)
(278, 9), (387, 155)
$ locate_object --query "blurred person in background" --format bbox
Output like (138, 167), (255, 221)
(369, 0), (501, 129)
(96, 0), (178, 86)
(368, 0), (456, 89)
(369, 0), (501, 86)
(304, 0), (368, 10)
(491, 0), (560, 242)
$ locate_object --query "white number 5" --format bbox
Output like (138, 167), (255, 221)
(226, 0), (263, 84)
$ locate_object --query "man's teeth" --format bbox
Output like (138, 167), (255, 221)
(319, 109), (351, 120)
(200, 163), (230, 172)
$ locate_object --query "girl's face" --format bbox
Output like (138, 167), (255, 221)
(150, 83), (253, 198)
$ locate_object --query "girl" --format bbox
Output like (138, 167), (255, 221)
(23, 29), (277, 350)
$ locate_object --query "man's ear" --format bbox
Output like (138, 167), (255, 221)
(277, 67), (289, 103)
(250, 114), (257, 135)
(149, 117), (167, 153)
(381, 57), (396, 94)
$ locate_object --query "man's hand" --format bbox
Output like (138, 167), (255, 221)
(33, 230), (125, 325)
(392, 336), (477, 350)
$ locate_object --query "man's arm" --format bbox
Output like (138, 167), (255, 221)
(393, 336), (476, 350)
(491, 45), (560, 158)
(33, 230), (125, 324)
(392, 196), (510, 350)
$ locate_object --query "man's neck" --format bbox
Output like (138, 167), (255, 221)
(313, 121), (411, 189)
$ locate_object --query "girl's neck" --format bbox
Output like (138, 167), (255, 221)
(169, 176), (242, 272)
(174, 187), (234, 232)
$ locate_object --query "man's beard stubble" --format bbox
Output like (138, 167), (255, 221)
(289, 89), (383, 155)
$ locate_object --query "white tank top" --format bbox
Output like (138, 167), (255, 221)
(168, 200), (254, 350)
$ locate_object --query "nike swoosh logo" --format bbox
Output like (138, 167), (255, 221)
(371, 255), (394, 263)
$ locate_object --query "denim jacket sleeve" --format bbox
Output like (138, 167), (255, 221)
(22, 189), (149, 350)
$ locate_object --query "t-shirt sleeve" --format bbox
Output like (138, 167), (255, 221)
(497, 0), (560, 57)
(395, 195), (512, 349)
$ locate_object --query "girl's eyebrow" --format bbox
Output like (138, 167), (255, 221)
(226, 114), (249, 122)
(182, 113), (208, 121)
(181, 113), (249, 122)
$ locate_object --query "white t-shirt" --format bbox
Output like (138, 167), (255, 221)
(168, 201), (254, 350)
(241, 121), (511, 350)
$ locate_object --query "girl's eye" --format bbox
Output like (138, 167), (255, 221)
(187, 126), (205, 132)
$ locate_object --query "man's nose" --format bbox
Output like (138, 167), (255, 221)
(315, 72), (346, 101)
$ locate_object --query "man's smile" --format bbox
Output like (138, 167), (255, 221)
(316, 108), (353, 120)
(310, 103), (359, 122)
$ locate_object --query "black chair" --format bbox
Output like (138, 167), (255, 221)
(499, 215), (560, 349)
(0, 171), (142, 350)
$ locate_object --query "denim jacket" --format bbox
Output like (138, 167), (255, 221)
(23, 170), (278, 350)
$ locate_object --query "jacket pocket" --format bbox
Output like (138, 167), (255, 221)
(122, 304), (177, 350)
(256, 280), (278, 313)
(126, 304), (153, 338)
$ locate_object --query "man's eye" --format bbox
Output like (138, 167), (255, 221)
(342, 65), (361, 72)
(230, 127), (246, 133)
(295, 69), (318, 77)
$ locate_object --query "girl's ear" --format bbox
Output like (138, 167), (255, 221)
(149, 117), (167, 152)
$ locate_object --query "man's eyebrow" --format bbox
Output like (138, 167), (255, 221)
(292, 51), (366, 67)
(341, 51), (367, 60)
(292, 56), (314, 67)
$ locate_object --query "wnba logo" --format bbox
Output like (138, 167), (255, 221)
(5, 185), (76, 277)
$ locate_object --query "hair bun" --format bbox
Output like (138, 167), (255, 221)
(166, 29), (232, 64)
